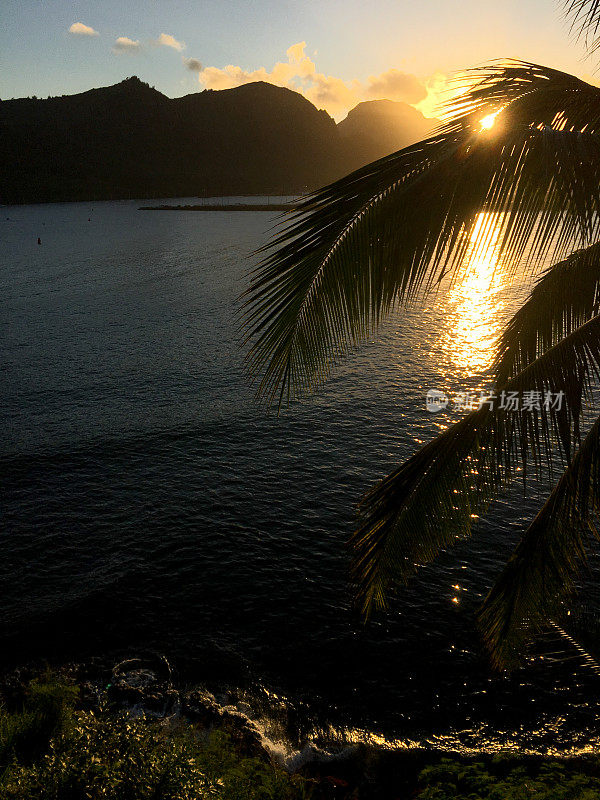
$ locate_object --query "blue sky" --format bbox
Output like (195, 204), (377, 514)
(1, 0), (595, 118)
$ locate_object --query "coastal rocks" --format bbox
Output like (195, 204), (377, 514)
(84, 656), (270, 760)
(107, 655), (180, 717)
(0, 658), (439, 798)
(183, 688), (267, 760)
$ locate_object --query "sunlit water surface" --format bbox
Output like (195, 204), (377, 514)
(2, 199), (600, 757)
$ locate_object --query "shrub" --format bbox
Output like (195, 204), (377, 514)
(417, 756), (600, 799)
(0, 676), (310, 800)
(0, 675), (79, 768)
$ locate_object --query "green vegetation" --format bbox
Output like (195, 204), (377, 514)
(4, 675), (600, 798)
(0, 675), (310, 800)
(417, 756), (600, 800)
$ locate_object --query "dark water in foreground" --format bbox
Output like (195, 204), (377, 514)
(2, 199), (600, 756)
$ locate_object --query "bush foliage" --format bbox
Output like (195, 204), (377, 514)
(3, 676), (600, 799)
(0, 675), (310, 800)
(417, 756), (600, 800)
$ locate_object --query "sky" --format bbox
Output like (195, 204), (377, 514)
(1, 0), (597, 120)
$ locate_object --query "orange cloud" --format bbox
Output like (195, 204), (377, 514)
(195, 42), (446, 120)
(365, 69), (426, 104)
(415, 72), (455, 119)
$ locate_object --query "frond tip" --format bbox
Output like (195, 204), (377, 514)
(565, 0), (600, 51)
(494, 241), (600, 386)
(351, 410), (491, 616)
(479, 415), (600, 670)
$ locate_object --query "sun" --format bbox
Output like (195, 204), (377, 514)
(480, 112), (498, 131)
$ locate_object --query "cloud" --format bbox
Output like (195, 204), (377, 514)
(196, 42), (357, 117)
(414, 72), (452, 119)
(365, 69), (427, 104)
(183, 57), (203, 72)
(69, 22), (99, 37)
(303, 75), (363, 119)
(194, 42), (440, 120)
(113, 36), (141, 54)
(155, 33), (185, 51)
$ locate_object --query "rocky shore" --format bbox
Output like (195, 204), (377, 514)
(3, 656), (600, 799)
(0, 655), (437, 797)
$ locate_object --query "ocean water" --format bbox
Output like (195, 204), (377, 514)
(2, 198), (600, 755)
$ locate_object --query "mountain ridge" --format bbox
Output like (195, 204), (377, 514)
(0, 77), (437, 204)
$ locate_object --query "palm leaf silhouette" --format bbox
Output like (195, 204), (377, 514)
(244, 63), (600, 407)
(479, 413), (600, 669)
(244, 59), (600, 667)
(352, 311), (600, 616)
(494, 242), (600, 386)
(565, 0), (600, 51)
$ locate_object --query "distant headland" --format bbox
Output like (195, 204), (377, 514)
(140, 203), (298, 211)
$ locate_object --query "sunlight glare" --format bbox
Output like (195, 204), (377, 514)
(438, 212), (507, 376)
(480, 112), (498, 131)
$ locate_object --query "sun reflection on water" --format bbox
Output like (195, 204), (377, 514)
(437, 212), (507, 378)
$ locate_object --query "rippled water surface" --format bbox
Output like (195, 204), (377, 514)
(2, 199), (600, 754)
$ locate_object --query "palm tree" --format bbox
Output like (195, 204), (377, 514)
(243, 1), (600, 670)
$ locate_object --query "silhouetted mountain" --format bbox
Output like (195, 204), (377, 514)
(338, 99), (437, 163)
(0, 78), (437, 204)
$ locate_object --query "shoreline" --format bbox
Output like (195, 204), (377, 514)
(139, 203), (299, 212)
(3, 657), (600, 799)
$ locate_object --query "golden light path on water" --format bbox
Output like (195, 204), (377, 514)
(250, 687), (600, 762)
(436, 211), (508, 379)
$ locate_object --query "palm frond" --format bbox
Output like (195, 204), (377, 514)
(444, 60), (600, 131)
(351, 408), (492, 615)
(479, 413), (600, 670)
(565, 0), (600, 51)
(243, 63), (600, 405)
(494, 241), (600, 386)
(351, 312), (600, 616)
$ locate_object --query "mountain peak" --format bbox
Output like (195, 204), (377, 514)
(111, 76), (162, 95)
(338, 98), (438, 162)
(341, 98), (432, 123)
(201, 80), (331, 111)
